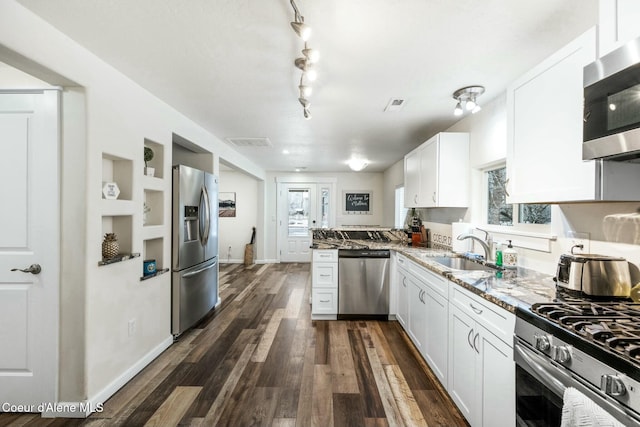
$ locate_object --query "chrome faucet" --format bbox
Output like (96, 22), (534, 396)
(457, 229), (493, 261)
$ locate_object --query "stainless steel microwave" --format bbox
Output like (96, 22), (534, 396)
(584, 35), (640, 161)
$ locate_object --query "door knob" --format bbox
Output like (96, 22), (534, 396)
(11, 264), (42, 274)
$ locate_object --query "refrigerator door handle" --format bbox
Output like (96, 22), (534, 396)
(202, 184), (211, 246)
(182, 259), (218, 278)
(198, 187), (206, 246)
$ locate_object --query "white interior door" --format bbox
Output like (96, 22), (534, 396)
(0, 90), (60, 407)
(279, 184), (316, 262)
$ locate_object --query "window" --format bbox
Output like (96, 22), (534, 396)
(486, 166), (550, 226)
(395, 186), (408, 229)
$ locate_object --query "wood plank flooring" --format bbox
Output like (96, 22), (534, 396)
(0, 263), (468, 427)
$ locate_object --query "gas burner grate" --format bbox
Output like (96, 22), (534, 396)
(531, 302), (640, 364)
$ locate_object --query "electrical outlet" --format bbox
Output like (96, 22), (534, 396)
(567, 231), (590, 254)
(128, 318), (137, 337)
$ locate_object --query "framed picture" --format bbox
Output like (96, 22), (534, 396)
(343, 191), (372, 215)
(219, 192), (236, 217)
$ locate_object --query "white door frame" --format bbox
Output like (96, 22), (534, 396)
(276, 176), (336, 262)
(0, 89), (61, 408)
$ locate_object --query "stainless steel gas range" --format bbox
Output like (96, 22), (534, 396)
(515, 299), (640, 426)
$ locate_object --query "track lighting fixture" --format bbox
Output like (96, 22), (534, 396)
(289, 0), (319, 119)
(452, 85), (485, 116)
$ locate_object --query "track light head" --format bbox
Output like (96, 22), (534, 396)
(291, 21), (312, 41)
(303, 107), (311, 119)
(454, 101), (463, 116)
(298, 97), (310, 108)
(302, 45), (320, 63)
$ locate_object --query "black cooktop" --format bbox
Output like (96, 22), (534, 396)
(516, 299), (640, 382)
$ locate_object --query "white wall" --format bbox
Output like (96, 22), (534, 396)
(219, 170), (259, 263)
(0, 0), (266, 404)
(382, 160), (404, 227)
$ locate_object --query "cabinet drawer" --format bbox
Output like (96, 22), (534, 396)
(396, 253), (409, 270)
(312, 263), (337, 288)
(313, 249), (338, 262)
(450, 286), (515, 345)
(312, 289), (338, 314)
(410, 262), (448, 298)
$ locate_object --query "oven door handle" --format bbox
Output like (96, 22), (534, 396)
(514, 342), (566, 396)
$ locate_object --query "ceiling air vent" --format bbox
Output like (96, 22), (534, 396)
(225, 137), (272, 148)
(384, 98), (406, 112)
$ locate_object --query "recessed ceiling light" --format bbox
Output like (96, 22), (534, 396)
(283, 149), (290, 154)
(295, 166), (307, 172)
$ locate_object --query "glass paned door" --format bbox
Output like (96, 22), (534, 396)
(288, 189), (311, 236)
(280, 184), (316, 262)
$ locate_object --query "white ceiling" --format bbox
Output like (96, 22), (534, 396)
(18, 0), (598, 172)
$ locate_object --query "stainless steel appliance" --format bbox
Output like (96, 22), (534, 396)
(338, 249), (390, 319)
(584, 33), (640, 161)
(172, 165), (219, 336)
(515, 301), (640, 426)
(555, 253), (631, 297)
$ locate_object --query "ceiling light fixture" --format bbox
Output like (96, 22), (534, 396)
(452, 85), (485, 116)
(290, 0), (318, 119)
(347, 158), (368, 172)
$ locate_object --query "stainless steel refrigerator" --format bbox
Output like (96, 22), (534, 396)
(172, 165), (219, 336)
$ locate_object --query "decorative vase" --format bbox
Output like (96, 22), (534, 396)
(102, 233), (119, 259)
(144, 166), (155, 177)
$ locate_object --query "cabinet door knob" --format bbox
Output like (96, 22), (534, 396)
(467, 328), (474, 349)
(474, 332), (480, 354)
(432, 192), (436, 203)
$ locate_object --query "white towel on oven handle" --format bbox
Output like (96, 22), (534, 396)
(561, 387), (625, 427)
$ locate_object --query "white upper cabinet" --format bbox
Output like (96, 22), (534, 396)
(404, 132), (469, 208)
(506, 28), (597, 203)
(599, 0), (640, 57)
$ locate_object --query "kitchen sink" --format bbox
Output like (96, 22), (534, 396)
(427, 256), (497, 272)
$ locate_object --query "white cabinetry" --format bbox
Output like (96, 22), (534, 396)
(404, 132), (469, 208)
(407, 276), (427, 353)
(395, 256), (450, 386)
(311, 249), (338, 319)
(447, 285), (515, 427)
(506, 28), (597, 203)
(395, 254), (410, 327)
(421, 270), (449, 385)
(599, 0), (640, 57)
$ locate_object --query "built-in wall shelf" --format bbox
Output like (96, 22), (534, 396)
(102, 152), (133, 200)
(98, 252), (140, 267)
(142, 175), (164, 191)
(142, 225), (164, 240)
(140, 268), (170, 281)
(101, 199), (135, 216)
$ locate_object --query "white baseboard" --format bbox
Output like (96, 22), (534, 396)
(43, 336), (173, 418)
(220, 259), (243, 264)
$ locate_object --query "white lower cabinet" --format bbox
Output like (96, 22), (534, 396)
(448, 286), (515, 427)
(395, 255), (410, 327)
(423, 285), (448, 384)
(392, 253), (516, 426)
(311, 249), (338, 319)
(408, 277), (427, 353)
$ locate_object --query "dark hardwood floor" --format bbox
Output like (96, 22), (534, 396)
(0, 263), (468, 427)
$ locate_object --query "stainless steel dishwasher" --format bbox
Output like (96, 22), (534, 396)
(338, 249), (390, 320)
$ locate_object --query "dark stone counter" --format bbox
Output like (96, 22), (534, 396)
(313, 239), (557, 312)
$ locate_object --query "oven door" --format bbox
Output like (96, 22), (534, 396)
(514, 338), (640, 427)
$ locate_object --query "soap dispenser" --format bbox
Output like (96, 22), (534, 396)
(503, 240), (517, 268)
(494, 242), (503, 267)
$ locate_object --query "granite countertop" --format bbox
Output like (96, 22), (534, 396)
(312, 239), (557, 312)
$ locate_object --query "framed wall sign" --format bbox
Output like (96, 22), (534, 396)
(343, 191), (372, 215)
(219, 192), (236, 217)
